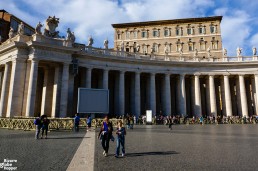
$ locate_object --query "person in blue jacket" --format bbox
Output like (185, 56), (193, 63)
(115, 120), (126, 158)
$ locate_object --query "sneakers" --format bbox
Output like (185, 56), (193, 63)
(122, 153), (125, 157)
(103, 151), (106, 155)
(104, 152), (108, 157)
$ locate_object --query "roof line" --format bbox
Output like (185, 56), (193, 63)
(112, 16), (223, 28)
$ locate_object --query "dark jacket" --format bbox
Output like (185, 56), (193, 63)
(98, 121), (113, 137)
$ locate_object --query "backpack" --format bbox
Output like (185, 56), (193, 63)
(34, 118), (40, 125)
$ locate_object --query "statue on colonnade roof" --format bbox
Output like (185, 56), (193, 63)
(43, 16), (60, 38)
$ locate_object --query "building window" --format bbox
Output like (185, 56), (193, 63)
(210, 25), (216, 34)
(126, 31), (130, 39)
(199, 25), (206, 34)
(187, 28), (192, 35)
(164, 29), (170, 37)
(153, 30), (159, 37)
(176, 27), (180, 36)
(143, 45), (148, 54)
(188, 43), (194, 51)
(10, 19), (19, 31)
(153, 43), (159, 52)
(134, 31), (137, 39)
(117, 33), (121, 39)
(142, 31), (147, 38)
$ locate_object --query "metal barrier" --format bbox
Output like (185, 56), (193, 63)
(0, 117), (122, 131)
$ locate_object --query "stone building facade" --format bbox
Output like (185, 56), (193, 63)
(0, 15), (258, 119)
(112, 16), (222, 58)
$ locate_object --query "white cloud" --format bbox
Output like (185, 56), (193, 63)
(216, 9), (252, 56)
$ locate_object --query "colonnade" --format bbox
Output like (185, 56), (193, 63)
(0, 59), (258, 118)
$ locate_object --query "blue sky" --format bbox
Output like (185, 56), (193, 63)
(1, 0), (258, 56)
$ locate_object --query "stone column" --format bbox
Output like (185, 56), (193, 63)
(209, 74), (217, 117)
(254, 74), (258, 115)
(103, 69), (109, 89)
(0, 63), (11, 116)
(224, 75), (233, 117)
(41, 67), (49, 115)
(119, 71), (125, 115)
(194, 74), (202, 117)
(179, 74), (186, 116)
(239, 74), (248, 117)
(6, 59), (26, 117)
(164, 73), (171, 116)
(150, 73), (156, 116)
(51, 66), (60, 118)
(59, 63), (69, 117)
(86, 67), (92, 88)
(135, 72), (141, 118)
(25, 59), (39, 117)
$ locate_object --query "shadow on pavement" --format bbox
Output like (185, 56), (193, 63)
(125, 151), (179, 157)
(47, 137), (90, 139)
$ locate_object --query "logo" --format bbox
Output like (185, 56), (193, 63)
(0, 159), (17, 170)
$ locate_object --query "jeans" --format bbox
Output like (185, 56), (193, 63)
(74, 123), (79, 132)
(35, 125), (41, 139)
(102, 133), (110, 153)
(116, 136), (125, 156)
(42, 126), (48, 138)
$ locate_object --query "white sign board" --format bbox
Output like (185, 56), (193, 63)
(146, 110), (152, 123)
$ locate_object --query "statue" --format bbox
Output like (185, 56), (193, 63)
(8, 27), (15, 39)
(87, 36), (94, 46)
(120, 41), (124, 51)
(71, 32), (75, 43)
(66, 28), (72, 40)
(194, 48), (198, 57)
(223, 48), (227, 56)
(104, 39), (109, 49)
(136, 44), (140, 52)
(252, 47), (257, 56)
(237, 47), (242, 56)
(164, 44), (169, 55)
(35, 22), (43, 34)
(17, 22), (24, 35)
(178, 47), (183, 56)
(43, 16), (60, 38)
(207, 47), (211, 57)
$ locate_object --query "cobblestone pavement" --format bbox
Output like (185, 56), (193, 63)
(94, 124), (258, 171)
(0, 128), (85, 171)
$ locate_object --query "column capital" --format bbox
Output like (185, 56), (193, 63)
(165, 73), (170, 77)
(135, 71), (141, 75)
(179, 74), (185, 78)
(150, 72), (156, 76)
(223, 73), (230, 76)
(208, 73), (215, 77)
(119, 70), (125, 74)
(194, 73), (200, 76)
(238, 74), (245, 77)
(63, 62), (70, 66)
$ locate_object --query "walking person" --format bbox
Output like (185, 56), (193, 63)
(115, 120), (126, 158)
(34, 116), (42, 139)
(98, 116), (113, 157)
(74, 114), (80, 132)
(41, 115), (50, 139)
(86, 115), (92, 131)
(168, 116), (173, 130)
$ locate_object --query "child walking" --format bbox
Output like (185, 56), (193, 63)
(115, 120), (126, 158)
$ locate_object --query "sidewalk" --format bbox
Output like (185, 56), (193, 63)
(67, 130), (96, 171)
